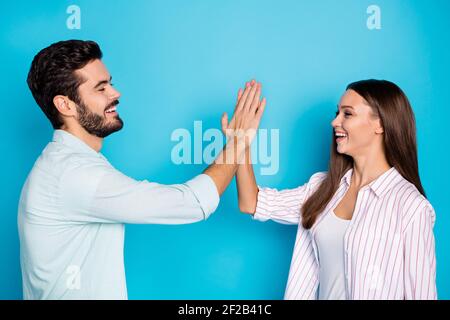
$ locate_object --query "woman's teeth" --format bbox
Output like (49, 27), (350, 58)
(335, 132), (347, 143)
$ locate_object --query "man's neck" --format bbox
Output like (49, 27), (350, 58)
(61, 125), (103, 152)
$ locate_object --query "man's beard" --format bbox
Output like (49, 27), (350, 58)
(76, 99), (124, 138)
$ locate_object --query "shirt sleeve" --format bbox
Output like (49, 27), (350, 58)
(60, 161), (220, 224)
(253, 172), (327, 225)
(403, 203), (437, 300)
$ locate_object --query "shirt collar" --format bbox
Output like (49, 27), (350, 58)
(342, 166), (402, 198)
(52, 129), (104, 159)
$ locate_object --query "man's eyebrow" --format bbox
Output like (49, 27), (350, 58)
(94, 76), (112, 89)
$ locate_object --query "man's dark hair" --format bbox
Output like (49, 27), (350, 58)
(27, 40), (103, 129)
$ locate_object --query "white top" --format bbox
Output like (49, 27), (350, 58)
(18, 130), (220, 299)
(314, 210), (351, 300)
(254, 168), (436, 300)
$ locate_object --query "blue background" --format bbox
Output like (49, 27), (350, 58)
(1, 0), (448, 299)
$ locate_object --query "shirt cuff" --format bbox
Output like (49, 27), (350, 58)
(184, 174), (220, 220)
(252, 186), (271, 222)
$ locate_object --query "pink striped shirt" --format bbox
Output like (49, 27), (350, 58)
(254, 167), (437, 300)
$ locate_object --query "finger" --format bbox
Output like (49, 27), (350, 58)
(250, 83), (262, 114)
(237, 88), (243, 104)
(243, 81), (258, 111)
(256, 97), (266, 121)
(221, 112), (228, 133)
(236, 81), (253, 112)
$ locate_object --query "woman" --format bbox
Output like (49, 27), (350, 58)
(231, 79), (436, 300)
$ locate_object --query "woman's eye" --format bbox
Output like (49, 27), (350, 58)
(335, 109), (352, 118)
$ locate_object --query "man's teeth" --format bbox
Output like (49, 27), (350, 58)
(105, 106), (116, 113)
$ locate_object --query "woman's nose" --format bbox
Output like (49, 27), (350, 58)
(331, 116), (339, 128)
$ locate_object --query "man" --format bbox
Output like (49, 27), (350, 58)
(19, 40), (266, 299)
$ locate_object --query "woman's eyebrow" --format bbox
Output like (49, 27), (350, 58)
(337, 105), (355, 110)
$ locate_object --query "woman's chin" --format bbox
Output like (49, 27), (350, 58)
(337, 146), (350, 156)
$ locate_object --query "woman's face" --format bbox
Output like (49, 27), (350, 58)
(331, 89), (384, 157)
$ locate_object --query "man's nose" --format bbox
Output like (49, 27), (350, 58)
(111, 87), (121, 101)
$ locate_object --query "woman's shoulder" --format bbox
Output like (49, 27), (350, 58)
(308, 171), (328, 185)
(390, 173), (431, 208)
(302, 171), (328, 196)
(390, 173), (436, 229)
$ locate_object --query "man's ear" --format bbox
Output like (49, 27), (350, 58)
(53, 95), (77, 117)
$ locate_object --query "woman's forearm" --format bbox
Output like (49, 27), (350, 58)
(236, 147), (258, 214)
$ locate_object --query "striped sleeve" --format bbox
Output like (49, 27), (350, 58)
(403, 202), (437, 300)
(253, 172), (327, 225)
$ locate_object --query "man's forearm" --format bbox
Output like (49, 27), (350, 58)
(203, 136), (247, 195)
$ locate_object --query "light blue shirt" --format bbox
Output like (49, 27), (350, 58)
(18, 130), (220, 299)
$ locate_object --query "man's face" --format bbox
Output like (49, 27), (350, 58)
(74, 59), (123, 138)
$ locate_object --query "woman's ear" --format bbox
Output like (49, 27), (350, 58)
(373, 117), (384, 134)
(375, 127), (384, 134)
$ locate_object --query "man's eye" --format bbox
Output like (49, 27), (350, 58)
(98, 88), (105, 92)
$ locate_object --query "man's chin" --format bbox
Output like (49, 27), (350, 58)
(103, 119), (124, 137)
(88, 118), (124, 138)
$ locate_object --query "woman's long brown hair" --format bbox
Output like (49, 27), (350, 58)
(301, 79), (427, 229)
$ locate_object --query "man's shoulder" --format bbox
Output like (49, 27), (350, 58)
(41, 141), (107, 170)
(25, 142), (113, 193)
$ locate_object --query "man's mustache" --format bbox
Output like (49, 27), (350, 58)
(105, 100), (119, 111)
